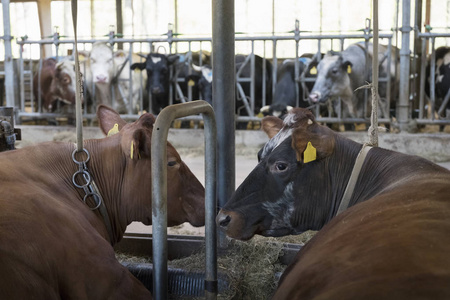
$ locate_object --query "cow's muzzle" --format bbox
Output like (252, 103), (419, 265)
(216, 209), (253, 240)
(308, 91), (321, 103)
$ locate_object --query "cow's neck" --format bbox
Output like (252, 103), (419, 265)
(82, 138), (127, 245)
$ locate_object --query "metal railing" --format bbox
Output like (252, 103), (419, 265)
(10, 21), (450, 129)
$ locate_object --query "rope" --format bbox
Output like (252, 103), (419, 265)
(71, 0), (84, 152)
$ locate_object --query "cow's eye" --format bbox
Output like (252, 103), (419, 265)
(331, 68), (338, 75)
(275, 162), (288, 172)
(168, 161), (177, 167)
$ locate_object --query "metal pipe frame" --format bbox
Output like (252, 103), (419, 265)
(151, 100), (217, 300)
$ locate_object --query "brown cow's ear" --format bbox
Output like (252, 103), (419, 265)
(130, 129), (151, 160)
(291, 122), (335, 163)
(262, 116), (284, 138)
(97, 105), (127, 136)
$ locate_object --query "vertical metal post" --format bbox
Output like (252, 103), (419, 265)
(398, 0), (412, 131)
(212, 0), (235, 249)
(2, 0), (16, 107)
(151, 101), (217, 300)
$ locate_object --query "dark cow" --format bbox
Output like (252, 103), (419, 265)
(308, 43), (398, 120)
(217, 107), (450, 299)
(0, 105), (205, 299)
(187, 54), (273, 125)
(425, 46), (450, 119)
(131, 52), (209, 114)
(33, 57), (77, 113)
(260, 57), (315, 118)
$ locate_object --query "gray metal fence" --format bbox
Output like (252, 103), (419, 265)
(8, 24), (450, 128)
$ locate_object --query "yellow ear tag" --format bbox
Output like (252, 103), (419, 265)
(107, 123), (119, 136)
(188, 79), (195, 86)
(130, 141), (134, 160)
(303, 142), (317, 163)
(310, 66), (317, 75)
(347, 65), (352, 74)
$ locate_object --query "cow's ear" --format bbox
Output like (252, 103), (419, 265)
(97, 105), (127, 136)
(186, 74), (200, 87)
(124, 114), (156, 160)
(291, 119), (335, 163)
(167, 54), (180, 65)
(131, 62), (146, 71)
(262, 116), (284, 139)
(343, 60), (353, 74)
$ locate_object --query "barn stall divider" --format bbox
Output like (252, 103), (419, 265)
(13, 19), (416, 128)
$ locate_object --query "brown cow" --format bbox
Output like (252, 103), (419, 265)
(0, 105), (205, 299)
(217, 108), (450, 299)
(33, 57), (77, 112)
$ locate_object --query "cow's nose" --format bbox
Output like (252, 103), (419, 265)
(308, 92), (320, 103)
(216, 211), (231, 229)
(95, 75), (108, 83)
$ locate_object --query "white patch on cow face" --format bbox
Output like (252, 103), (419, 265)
(89, 43), (113, 83)
(201, 67), (213, 83)
(262, 182), (295, 230)
(151, 56), (162, 64)
(260, 112), (297, 159)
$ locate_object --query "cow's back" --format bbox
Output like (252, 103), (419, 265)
(0, 144), (152, 299)
(274, 175), (450, 300)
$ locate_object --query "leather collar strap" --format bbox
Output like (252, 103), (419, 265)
(336, 144), (373, 215)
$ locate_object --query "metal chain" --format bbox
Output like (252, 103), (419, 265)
(72, 148), (102, 210)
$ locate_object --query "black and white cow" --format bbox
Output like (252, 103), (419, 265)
(426, 46), (450, 119)
(308, 43), (398, 120)
(187, 54), (273, 123)
(216, 107), (450, 299)
(130, 52), (210, 114)
(130, 53), (179, 114)
(260, 57), (314, 118)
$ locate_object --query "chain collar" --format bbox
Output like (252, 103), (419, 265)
(72, 148), (115, 244)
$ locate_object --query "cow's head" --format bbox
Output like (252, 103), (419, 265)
(308, 53), (353, 104)
(217, 108), (338, 240)
(48, 59), (77, 111)
(96, 104), (205, 227)
(131, 53), (179, 96)
(87, 42), (126, 84)
(186, 64), (213, 105)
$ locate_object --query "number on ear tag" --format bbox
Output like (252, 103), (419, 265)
(304, 141), (317, 163)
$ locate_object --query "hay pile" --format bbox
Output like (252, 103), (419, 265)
(116, 231), (317, 299)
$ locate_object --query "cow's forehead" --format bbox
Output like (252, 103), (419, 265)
(260, 113), (298, 159)
(319, 55), (339, 70)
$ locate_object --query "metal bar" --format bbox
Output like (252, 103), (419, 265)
(419, 38), (427, 119)
(430, 38), (436, 120)
(213, 0), (235, 253)
(398, 0), (412, 131)
(151, 100), (217, 300)
(2, 0), (15, 107)
(16, 33), (394, 46)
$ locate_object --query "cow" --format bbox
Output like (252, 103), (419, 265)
(216, 107), (450, 299)
(307, 43), (398, 121)
(425, 46), (450, 119)
(187, 54), (273, 127)
(130, 52), (210, 114)
(33, 57), (77, 113)
(0, 104), (206, 299)
(80, 42), (145, 114)
(260, 57), (315, 118)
